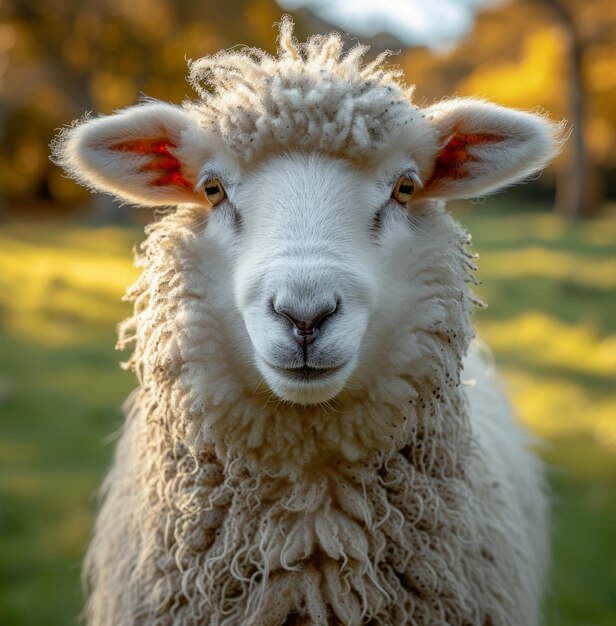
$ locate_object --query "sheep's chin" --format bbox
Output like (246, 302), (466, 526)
(256, 358), (355, 405)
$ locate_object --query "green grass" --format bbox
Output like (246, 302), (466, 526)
(0, 223), (138, 626)
(1, 205), (615, 625)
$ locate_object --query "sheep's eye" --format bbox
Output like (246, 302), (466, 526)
(392, 176), (415, 205)
(203, 179), (226, 207)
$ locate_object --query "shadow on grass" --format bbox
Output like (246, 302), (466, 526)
(494, 358), (616, 396)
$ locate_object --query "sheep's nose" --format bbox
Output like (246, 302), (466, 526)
(274, 301), (339, 346)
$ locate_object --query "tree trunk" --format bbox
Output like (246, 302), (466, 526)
(541, 0), (597, 218)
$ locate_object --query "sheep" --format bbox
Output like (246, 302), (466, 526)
(52, 16), (564, 626)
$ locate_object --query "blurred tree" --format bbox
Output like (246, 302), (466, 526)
(1, 0), (614, 217)
(400, 0), (616, 217)
(0, 0), (298, 214)
(535, 0), (615, 217)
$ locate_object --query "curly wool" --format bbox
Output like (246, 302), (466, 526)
(83, 204), (541, 626)
(186, 16), (420, 164)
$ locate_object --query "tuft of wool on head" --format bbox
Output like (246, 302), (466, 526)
(187, 15), (418, 162)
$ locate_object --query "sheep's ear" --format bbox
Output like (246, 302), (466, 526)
(420, 99), (564, 199)
(52, 102), (209, 207)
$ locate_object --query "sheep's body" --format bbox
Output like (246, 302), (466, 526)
(52, 17), (561, 626)
(87, 376), (547, 626)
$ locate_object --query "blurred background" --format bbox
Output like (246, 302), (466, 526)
(0, 0), (614, 624)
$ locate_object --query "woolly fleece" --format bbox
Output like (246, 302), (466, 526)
(51, 17), (555, 626)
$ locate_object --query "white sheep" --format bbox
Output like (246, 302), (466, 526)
(52, 17), (563, 626)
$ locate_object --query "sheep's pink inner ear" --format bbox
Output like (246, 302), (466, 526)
(111, 138), (193, 191)
(425, 129), (505, 190)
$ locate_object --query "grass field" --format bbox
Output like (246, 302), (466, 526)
(1, 203), (615, 625)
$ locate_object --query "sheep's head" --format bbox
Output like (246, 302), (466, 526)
(52, 19), (563, 422)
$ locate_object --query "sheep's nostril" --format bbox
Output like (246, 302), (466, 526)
(273, 300), (339, 346)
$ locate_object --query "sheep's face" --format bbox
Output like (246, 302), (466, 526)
(53, 97), (561, 409)
(224, 152), (418, 404)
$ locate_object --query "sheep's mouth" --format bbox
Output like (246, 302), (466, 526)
(259, 358), (353, 404)
(271, 364), (344, 381)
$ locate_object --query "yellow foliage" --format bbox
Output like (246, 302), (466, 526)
(61, 36), (91, 72)
(90, 71), (138, 114)
(402, 0), (616, 169)
(459, 26), (567, 116)
(119, 0), (176, 42)
(586, 44), (616, 95)
(585, 116), (616, 164)
(246, 0), (282, 39)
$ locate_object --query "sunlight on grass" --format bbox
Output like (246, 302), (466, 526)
(479, 247), (616, 287)
(0, 226), (139, 346)
(461, 204), (616, 247)
(480, 313), (616, 377)
(499, 368), (616, 448)
(476, 314), (616, 473)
